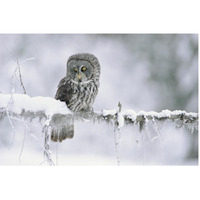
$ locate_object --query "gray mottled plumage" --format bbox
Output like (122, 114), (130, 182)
(51, 53), (101, 142)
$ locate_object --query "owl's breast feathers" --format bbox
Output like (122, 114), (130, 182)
(55, 76), (98, 112)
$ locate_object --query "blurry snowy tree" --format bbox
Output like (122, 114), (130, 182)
(0, 34), (198, 165)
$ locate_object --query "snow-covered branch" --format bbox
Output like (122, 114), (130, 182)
(0, 93), (198, 165)
(0, 93), (198, 131)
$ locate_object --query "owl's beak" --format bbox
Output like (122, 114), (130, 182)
(78, 73), (82, 80)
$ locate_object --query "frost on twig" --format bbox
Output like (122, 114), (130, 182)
(100, 109), (198, 133)
(11, 56), (36, 94)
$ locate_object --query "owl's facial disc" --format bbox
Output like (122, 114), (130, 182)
(68, 60), (93, 84)
(76, 66), (88, 83)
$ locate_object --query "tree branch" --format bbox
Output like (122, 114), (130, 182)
(0, 93), (198, 131)
(0, 93), (198, 165)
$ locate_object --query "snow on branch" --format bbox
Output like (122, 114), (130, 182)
(0, 93), (71, 165)
(0, 93), (198, 130)
(0, 93), (198, 165)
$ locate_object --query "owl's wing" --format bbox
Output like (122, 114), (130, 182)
(55, 77), (73, 105)
(51, 78), (74, 142)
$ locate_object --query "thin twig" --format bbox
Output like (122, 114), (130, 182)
(16, 58), (26, 94)
(19, 122), (27, 163)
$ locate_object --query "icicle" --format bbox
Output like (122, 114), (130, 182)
(113, 102), (123, 165)
(42, 115), (54, 166)
(151, 117), (161, 141)
(113, 126), (121, 166)
(152, 117), (166, 164)
(184, 120), (198, 134)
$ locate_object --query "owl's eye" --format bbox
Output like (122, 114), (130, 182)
(74, 67), (78, 72)
(81, 66), (87, 71)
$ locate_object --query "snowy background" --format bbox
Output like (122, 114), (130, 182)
(0, 34), (198, 165)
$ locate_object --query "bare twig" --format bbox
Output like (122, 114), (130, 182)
(16, 58), (26, 94)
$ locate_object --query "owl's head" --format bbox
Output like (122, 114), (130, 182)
(66, 53), (101, 84)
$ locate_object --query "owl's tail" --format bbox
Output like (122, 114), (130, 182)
(50, 114), (74, 142)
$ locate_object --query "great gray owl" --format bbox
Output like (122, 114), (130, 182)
(51, 53), (101, 142)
